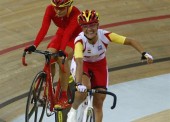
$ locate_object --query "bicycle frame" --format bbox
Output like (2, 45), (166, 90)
(22, 50), (65, 112)
(70, 89), (117, 122)
(78, 91), (94, 122)
(42, 57), (56, 111)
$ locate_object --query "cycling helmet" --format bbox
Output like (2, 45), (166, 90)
(51, 0), (73, 7)
(78, 10), (99, 25)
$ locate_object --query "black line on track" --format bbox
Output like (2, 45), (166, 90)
(0, 57), (169, 109)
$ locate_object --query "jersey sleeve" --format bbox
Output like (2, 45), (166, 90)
(108, 32), (126, 44)
(99, 29), (126, 45)
(74, 39), (83, 58)
(33, 5), (52, 47)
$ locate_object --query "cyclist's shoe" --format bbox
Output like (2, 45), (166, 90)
(67, 108), (77, 122)
(54, 97), (71, 110)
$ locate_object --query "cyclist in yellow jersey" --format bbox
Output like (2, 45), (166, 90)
(67, 10), (153, 122)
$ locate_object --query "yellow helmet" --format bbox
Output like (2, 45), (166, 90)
(51, 0), (73, 7)
(78, 10), (99, 25)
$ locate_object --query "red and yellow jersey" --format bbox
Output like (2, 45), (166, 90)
(74, 29), (126, 62)
(33, 5), (82, 50)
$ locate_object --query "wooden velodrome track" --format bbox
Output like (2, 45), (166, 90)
(0, 0), (170, 122)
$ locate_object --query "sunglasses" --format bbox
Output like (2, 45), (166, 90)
(81, 23), (98, 29)
(54, 6), (66, 11)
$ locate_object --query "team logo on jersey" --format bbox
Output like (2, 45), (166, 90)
(98, 45), (102, 51)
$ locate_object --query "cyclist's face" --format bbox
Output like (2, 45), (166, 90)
(54, 6), (68, 17)
(82, 23), (99, 40)
(81, 23), (99, 39)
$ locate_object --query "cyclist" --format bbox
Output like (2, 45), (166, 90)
(24, 0), (82, 109)
(67, 10), (153, 122)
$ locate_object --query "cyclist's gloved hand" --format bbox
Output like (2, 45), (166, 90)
(76, 82), (87, 92)
(141, 52), (153, 64)
(58, 50), (67, 57)
(25, 45), (36, 53)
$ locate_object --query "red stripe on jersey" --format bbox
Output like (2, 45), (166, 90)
(102, 33), (112, 48)
(104, 33), (112, 42)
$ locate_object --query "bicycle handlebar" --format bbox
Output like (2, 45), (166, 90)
(94, 89), (117, 109)
(22, 51), (27, 66)
(22, 50), (67, 66)
(68, 88), (117, 110)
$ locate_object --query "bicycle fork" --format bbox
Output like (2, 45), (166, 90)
(82, 92), (94, 122)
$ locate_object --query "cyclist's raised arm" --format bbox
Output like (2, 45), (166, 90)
(124, 37), (153, 64)
(124, 37), (145, 53)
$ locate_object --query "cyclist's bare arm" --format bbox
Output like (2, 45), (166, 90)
(75, 58), (83, 83)
(124, 38), (153, 64)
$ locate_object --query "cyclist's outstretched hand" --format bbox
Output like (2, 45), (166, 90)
(76, 82), (87, 92)
(141, 52), (153, 64)
(25, 45), (36, 53)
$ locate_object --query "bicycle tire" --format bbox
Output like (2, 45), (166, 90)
(25, 71), (46, 122)
(83, 107), (95, 122)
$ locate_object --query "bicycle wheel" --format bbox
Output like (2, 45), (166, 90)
(25, 71), (47, 122)
(83, 107), (95, 122)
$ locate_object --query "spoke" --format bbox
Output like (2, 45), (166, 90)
(25, 72), (46, 122)
(28, 104), (37, 119)
(34, 106), (38, 122)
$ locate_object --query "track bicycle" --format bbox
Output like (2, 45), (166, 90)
(22, 50), (74, 122)
(70, 88), (117, 122)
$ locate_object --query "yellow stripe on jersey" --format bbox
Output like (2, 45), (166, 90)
(108, 33), (126, 44)
(67, 6), (73, 17)
(74, 42), (83, 58)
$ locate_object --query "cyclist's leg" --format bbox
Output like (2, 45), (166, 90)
(47, 35), (60, 80)
(59, 46), (73, 93)
(91, 58), (108, 122)
(70, 59), (91, 109)
(93, 88), (106, 122)
(68, 59), (91, 121)
(47, 47), (57, 80)
(67, 74), (90, 122)
(54, 44), (73, 121)
(55, 46), (73, 108)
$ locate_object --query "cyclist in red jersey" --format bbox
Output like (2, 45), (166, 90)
(24, 0), (82, 109)
(67, 10), (153, 122)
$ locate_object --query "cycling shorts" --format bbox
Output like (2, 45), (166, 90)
(70, 57), (108, 89)
(47, 34), (74, 50)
